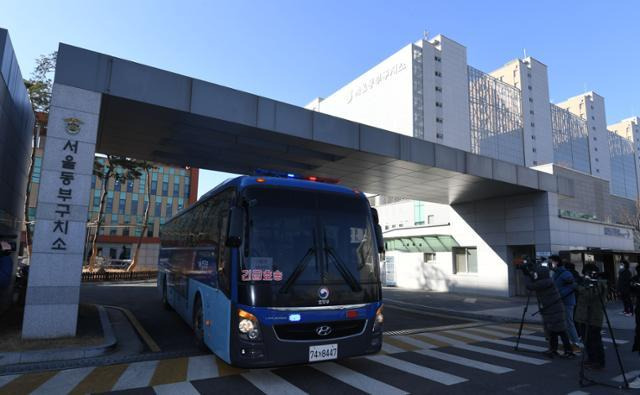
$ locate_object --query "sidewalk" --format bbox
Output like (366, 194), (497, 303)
(383, 287), (636, 331)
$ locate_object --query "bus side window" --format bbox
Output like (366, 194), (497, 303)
(217, 190), (233, 296)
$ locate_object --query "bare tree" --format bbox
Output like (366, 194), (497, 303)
(128, 163), (155, 272)
(89, 156), (153, 270)
(23, 52), (57, 257)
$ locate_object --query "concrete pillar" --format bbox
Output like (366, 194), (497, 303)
(22, 84), (100, 339)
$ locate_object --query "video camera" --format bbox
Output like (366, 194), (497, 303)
(514, 256), (536, 278)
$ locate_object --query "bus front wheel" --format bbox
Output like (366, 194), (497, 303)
(193, 297), (206, 350)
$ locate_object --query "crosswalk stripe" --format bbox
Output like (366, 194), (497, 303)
(566, 391), (589, 395)
(154, 381), (201, 395)
(112, 359), (159, 390)
(418, 333), (549, 365)
(414, 348), (513, 374)
(187, 355), (219, 381)
(487, 324), (537, 334)
(150, 357), (189, 386)
(612, 370), (640, 382)
(395, 335), (437, 349)
(31, 367), (94, 395)
(312, 362), (408, 395)
(214, 356), (247, 376)
(455, 329), (547, 352)
(508, 332), (628, 345)
(383, 336), (418, 351)
(68, 364), (128, 394)
(466, 326), (533, 338)
(381, 341), (406, 354)
(242, 369), (308, 395)
(365, 354), (467, 385)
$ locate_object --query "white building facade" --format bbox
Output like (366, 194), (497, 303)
(308, 34), (638, 297)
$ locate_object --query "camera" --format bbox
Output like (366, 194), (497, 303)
(514, 256), (537, 278)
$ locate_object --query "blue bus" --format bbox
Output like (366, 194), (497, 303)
(158, 173), (384, 367)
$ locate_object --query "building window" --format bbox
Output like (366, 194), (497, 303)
(151, 180), (158, 195)
(531, 135), (536, 140)
(453, 247), (478, 273)
(106, 197), (113, 213)
(434, 56), (441, 62)
(173, 182), (180, 197)
(119, 197), (126, 214)
(427, 215), (435, 224)
(114, 180), (121, 192)
(166, 199), (173, 217)
(436, 117), (443, 124)
(91, 175), (96, 189)
(528, 85), (532, 90)
(127, 180), (134, 192)
(532, 148), (536, 153)
(436, 133), (444, 139)
(424, 253), (436, 262)
(162, 181), (169, 196)
(595, 158), (599, 162)
(592, 126), (596, 131)
(530, 122), (535, 127)
(435, 86), (443, 92)
(155, 198), (162, 217)
(31, 157), (42, 183)
(414, 201), (425, 225)
(435, 101), (443, 108)
(529, 110), (534, 115)
(591, 116), (595, 120)
(527, 72), (531, 77)
(593, 136), (597, 141)
(131, 196), (138, 215)
(594, 147), (598, 152)
(528, 97), (533, 103)
(435, 71), (442, 77)
(533, 160), (538, 165)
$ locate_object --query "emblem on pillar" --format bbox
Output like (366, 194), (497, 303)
(63, 117), (83, 134)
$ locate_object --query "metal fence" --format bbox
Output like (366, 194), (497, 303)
(82, 270), (157, 282)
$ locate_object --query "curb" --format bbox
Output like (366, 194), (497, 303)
(0, 304), (117, 372)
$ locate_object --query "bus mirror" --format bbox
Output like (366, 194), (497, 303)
(371, 208), (380, 225)
(374, 224), (385, 254)
(226, 207), (244, 247)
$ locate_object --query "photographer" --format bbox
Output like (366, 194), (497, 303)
(575, 263), (607, 370)
(550, 255), (581, 352)
(524, 262), (576, 358)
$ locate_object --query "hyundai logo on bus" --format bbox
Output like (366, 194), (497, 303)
(318, 287), (330, 300)
(315, 325), (333, 336)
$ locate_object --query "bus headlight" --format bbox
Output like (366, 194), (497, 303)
(238, 309), (261, 340)
(372, 305), (383, 332)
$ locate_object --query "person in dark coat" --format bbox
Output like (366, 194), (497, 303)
(629, 267), (640, 388)
(575, 263), (607, 370)
(618, 260), (633, 315)
(526, 265), (575, 358)
(550, 256), (580, 351)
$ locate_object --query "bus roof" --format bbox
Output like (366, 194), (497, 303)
(165, 175), (366, 225)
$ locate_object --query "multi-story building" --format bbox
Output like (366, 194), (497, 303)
(25, 114), (199, 270)
(308, 33), (640, 296)
(609, 117), (640, 198)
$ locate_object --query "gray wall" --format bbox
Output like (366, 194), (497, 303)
(0, 28), (35, 307)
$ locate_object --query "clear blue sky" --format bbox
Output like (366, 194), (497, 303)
(2, 1), (638, 197)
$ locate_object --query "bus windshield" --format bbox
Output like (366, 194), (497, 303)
(239, 186), (379, 306)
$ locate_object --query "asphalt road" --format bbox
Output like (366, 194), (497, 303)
(2, 281), (637, 394)
(79, 281), (472, 355)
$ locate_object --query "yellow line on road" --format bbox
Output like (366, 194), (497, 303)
(105, 305), (161, 352)
(0, 370), (57, 395)
(69, 364), (128, 395)
(382, 336), (416, 351)
(149, 357), (189, 386)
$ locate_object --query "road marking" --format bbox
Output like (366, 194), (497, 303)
(414, 348), (513, 374)
(105, 305), (161, 352)
(187, 354), (219, 381)
(31, 367), (94, 395)
(154, 381), (201, 395)
(0, 374), (18, 389)
(419, 333), (548, 365)
(242, 369), (308, 395)
(484, 324), (536, 335)
(112, 359), (159, 390)
(69, 364), (128, 394)
(312, 362), (408, 395)
(0, 371), (58, 394)
(455, 329), (547, 352)
(150, 357), (189, 386)
(381, 342), (405, 354)
(566, 391), (589, 395)
(394, 335), (437, 349)
(214, 356), (246, 376)
(466, 326), (534, 338)
(383, 336), (416, 351)
(612, 370), (640, 382)
(366, 354), (467, 385)
(506, 332), (628, 345)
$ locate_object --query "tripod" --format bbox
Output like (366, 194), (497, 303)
(514, 290), (532, 352)
(578, 281), (629, 390)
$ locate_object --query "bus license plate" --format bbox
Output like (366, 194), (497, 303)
(309, 344), (338, 362)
